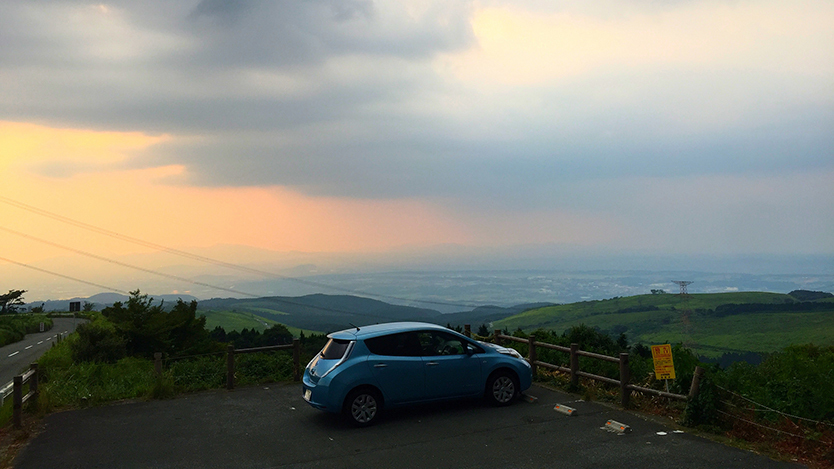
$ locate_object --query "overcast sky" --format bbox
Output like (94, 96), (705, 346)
(1, 0), (833, 298)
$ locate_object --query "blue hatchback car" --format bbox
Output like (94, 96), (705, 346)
(302, 322), (532, 426)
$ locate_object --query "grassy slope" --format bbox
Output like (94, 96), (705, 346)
(198, 309), (320, 336)
(494, 292), (834, 357)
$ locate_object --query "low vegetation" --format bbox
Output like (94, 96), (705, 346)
(0, 314), (52, 347)
(493, 290), (834, 360)
(15, 291), (328, 417)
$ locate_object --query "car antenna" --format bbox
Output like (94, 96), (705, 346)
(349, 323), (360, 331)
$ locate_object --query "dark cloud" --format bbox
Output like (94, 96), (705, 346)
(1, 0), (831, 210)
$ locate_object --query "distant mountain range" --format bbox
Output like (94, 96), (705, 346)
(23, 291), (552, 333)
(197, 294), (553, 333)
(25, 292), (199, 312)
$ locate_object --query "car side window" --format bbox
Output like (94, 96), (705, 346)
(365, 332), (422, 357)
(418, 331), (466, 356)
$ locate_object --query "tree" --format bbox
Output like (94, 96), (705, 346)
(259, 324), (293, 346)
(477, 323), (490, 337)
(210, 325), (227, 343)
(72, 320), (127, 363)
(616, 332), (629, 350)
(83, 301), (95, 312)
(0, 289), (26, 314)
(101, 290), (216, 358)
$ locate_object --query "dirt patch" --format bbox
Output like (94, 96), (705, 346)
(0, 418), (44, 469)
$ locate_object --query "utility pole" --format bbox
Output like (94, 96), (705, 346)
(671, 280), (693, 296)
(671, 281), (694, 348)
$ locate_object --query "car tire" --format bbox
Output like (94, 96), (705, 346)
(344, 388), (382, 427)
(486, 370), (518, 406)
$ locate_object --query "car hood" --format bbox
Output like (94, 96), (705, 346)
(479, 341), (519, 355)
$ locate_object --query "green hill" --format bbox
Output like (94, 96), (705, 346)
(198, 309), (316, 337)
(196, 294), (539, 335)
(494, 291), (834, 357)
(197, 294), (443, 334)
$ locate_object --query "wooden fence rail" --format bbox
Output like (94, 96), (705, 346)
(154, 340), (302, 390)
(3, 363), (39, 429)
(488, 329), (703, 407)
(226, 339), (301, 389)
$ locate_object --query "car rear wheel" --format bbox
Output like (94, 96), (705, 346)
(344, 388), (382, 427)
(486, 371), (518, 406)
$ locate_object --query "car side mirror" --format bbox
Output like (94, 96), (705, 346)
(465, 344), (475, 355)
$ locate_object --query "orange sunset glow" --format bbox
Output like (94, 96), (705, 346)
(1, 122), (473, 260)
(0, 0), (831, 301)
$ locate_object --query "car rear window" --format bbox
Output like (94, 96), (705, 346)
(320, 339), (351, 359)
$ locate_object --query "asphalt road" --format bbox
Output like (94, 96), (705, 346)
(13, 383), (804, 469)
(1, 318), (83, 387)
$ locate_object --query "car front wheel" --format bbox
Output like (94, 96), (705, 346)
(486, 371), (518, 406)
(344, 388), (382, 427)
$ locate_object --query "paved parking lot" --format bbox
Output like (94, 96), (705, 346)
(14, 383), (803, 468)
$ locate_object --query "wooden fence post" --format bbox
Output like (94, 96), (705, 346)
(226, 345), (235, 390)
(689, 366), (705, 399)
(13, 375), (22, 429)
(528, 334), (537, 378)
(292, 339), (301, 382)
(494, 329), (502, 345)
(154, 353), (163, 377)
(570, 343), (579, 388)
(619, 352), (630, 408)
(464, 324), (471, 338)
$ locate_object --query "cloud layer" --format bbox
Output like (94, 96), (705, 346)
(1, 0), (832, 257)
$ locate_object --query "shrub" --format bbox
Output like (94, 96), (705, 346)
(718, 344), (834, 422)
(71, 320), (127, 363)
(235, 351), (295, 386)
(0, 314), (53, 347)
(682, 376), (720, 427)
(167, 355), (226, 393)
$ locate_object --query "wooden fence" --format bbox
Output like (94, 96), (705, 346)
(462, 324), (704, 407)
(0, 364), (39, 429)
(153, 339), (302, 390)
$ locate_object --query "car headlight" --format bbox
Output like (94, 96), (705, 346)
(499, 348), (524, 360)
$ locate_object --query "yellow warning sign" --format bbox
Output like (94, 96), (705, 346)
(651, 344), (676, 380)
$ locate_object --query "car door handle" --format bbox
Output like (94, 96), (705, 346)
(374, 363), (387, 368)
(426, 361), (439, 366)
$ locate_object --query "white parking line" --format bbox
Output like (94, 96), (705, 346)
(8, 351), (19, 357)
(37, 341), (43, 345)
(25, 345), (33, 350)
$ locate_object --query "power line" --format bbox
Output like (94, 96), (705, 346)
(0, 195), (483, 309)
(0, 256), (129, 295)
(0, 226), (262, 298)
(0, 229), (431, 322)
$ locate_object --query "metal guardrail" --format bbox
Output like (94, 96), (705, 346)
(0, 380), (13, 404)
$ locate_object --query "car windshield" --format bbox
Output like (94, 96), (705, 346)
(320, 338), (351, 359)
